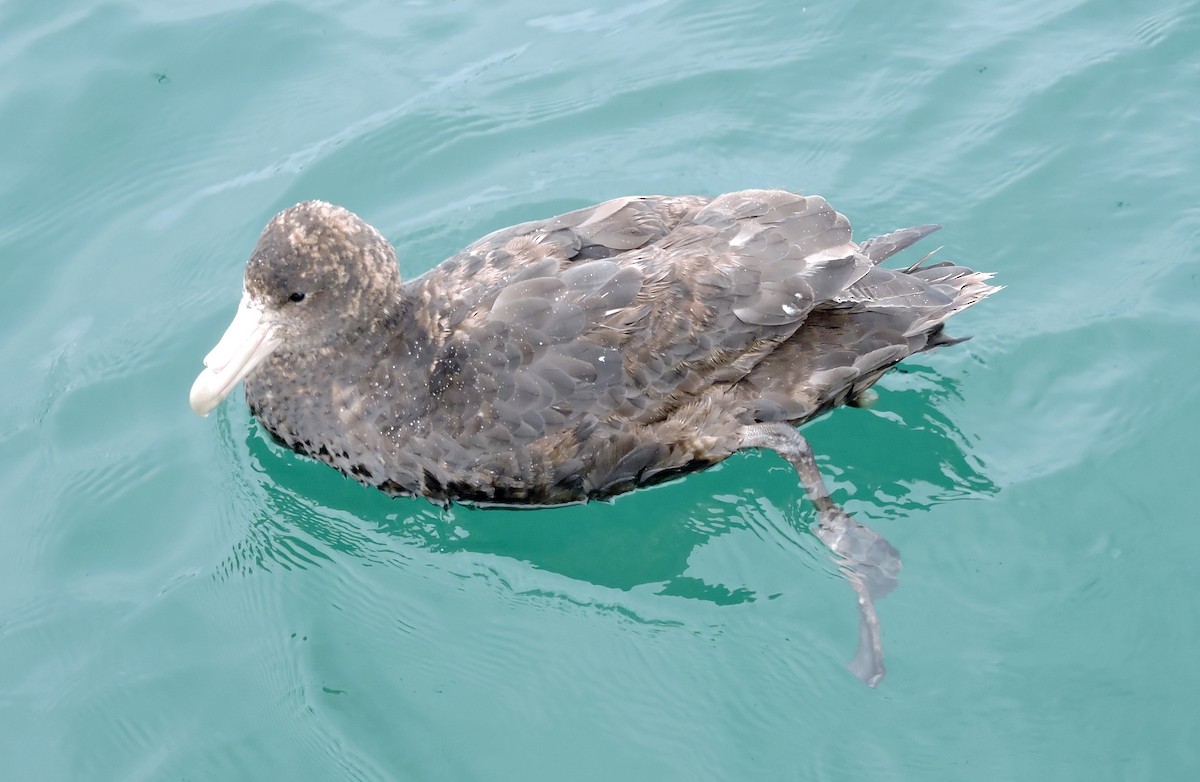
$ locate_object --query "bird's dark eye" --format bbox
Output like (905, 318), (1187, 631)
(288, 292), (306, 303)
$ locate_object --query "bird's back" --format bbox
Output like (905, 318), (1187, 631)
(324, 190), (995, 506)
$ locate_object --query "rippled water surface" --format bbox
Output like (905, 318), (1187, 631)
(3, 1), (1199, 779)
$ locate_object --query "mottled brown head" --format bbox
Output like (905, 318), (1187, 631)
(189, 201), (403, 415)
(245, 201), (403, 347)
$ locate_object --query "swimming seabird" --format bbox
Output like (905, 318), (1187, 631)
(190, 190), (998, 685)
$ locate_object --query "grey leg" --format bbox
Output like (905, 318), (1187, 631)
(739, 422), (901, 687)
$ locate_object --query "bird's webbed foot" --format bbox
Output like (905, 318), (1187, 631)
(738, 423), (902, 687)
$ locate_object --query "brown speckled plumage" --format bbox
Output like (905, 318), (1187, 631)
(233, 191), (996, 507)
(193, 188), (998, 686)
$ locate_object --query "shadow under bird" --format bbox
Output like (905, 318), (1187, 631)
(190, 189), (999, 686)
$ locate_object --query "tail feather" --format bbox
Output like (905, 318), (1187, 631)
(903, 268), (1002, 337)
(859, 224), (942, 264)
(736, 224), (999, 424)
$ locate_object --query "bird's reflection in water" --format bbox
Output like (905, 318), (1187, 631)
(215, 365), (996, 677)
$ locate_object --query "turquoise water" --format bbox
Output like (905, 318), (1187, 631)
(3, 0), (1198, 778)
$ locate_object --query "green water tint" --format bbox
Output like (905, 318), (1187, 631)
(2, 0), (1199, 779)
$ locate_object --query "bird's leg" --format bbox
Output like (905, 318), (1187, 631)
(738, 422), (901, 687)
